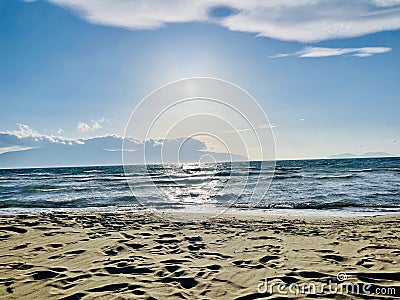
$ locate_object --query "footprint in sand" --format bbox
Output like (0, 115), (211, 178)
(59, 292), (86, 300)
(10, 243), (30, 250)
(322, 254), (346, 262)
(102, 245), (125, 256)
(356, 258), (375, 268)
(160, 277), (198, 289)
(0, 226), (27, 234)
(30, 270), (63, 280)
(64, 249), (86, 257)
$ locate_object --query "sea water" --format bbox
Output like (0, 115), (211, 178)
(0, 157), (399, 216)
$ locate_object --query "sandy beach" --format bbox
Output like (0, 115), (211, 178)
(0, 212), (399, 299)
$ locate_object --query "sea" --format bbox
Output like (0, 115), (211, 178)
(0, 157), (399, 216)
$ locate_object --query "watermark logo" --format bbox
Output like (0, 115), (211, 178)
(257, 272), (398, 296)
(336, 271), (347, 282)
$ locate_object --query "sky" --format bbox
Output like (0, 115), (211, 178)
(0, 0), (399, 166)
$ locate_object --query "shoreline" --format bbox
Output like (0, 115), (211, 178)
(1, 212), (399, 299)
(1, 206), (400, 218)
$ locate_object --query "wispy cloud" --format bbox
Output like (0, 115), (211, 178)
(222, 123), (276, 133)
(76, 118), (108, 133)
(0, 146), (32, 155)
(259, 124), (277, 129)
(45, 0), (400, 42)
(269, 47), (392, 58)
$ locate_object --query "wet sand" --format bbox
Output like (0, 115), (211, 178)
(0, 212), (399, 299)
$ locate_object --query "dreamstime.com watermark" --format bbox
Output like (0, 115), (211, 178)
(257, 272), (399, 297)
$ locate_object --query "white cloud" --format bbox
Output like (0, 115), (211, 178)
(77, 122), (91, 132)
(77, 118), (108, 132)
(0, 123), (84, 155)
(47, 0), (211, 30)
(222, 123), (276, 133)
(7, 123), (77, 144)
(57, 128), (64, 134)
(10, 123), (42, 139)
(45, 0), (400, 42)
(269, 46), (392, 58)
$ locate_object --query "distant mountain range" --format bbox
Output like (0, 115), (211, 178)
(0, 134), (246, 169)
(1, 125), (397, 168)
(329, 152), (396, 159)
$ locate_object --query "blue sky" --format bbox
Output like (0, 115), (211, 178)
(0, 0), (399, 165)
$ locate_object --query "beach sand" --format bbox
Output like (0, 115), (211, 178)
(0, 212), (399, 299)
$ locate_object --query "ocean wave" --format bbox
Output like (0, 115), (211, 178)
(83, 169), (104, 173)
(20, 184), (62, 193)
(315, 174), (354, 180)
(0, 195), (138, 209)
(111, 195), (138, 203)
(0, 190), (15, 196)
(234, 201), (400, 210)
(1, 158), (399, 212)
(276, 166), (302, 171)
(0, 198), (90, 208)
(365, 191), (400, 198)
(214, 171), (231, 177)
(249, 171), (268, 176)
(273, 175), (304, 180)
(152, 177), (212, 185)
(214, 171), (272, 177)
(349, 169), (373, 172)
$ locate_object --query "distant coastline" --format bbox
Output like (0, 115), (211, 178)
(328, 152), (396, 159)
(0, 155), (399, 170)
